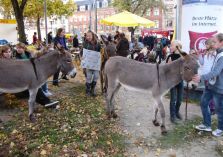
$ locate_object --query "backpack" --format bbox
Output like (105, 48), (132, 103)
(161, 38), (167, 46)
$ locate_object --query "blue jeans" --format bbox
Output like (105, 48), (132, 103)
(200, 88), (213, 127)
(170, 81), (184, 118)
(41, 83), (48, 93)
(201, 88), (223, 130)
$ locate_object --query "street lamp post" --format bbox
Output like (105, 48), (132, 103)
(94, 0), (97, 33)
(89, 0), (92, 30)
(44, 0), (48, 45)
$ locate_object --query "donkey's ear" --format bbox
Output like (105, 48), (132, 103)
(181, 51), (187, 56)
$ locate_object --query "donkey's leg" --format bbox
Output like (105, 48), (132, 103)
(106, 81), (121, 119)
(28, 88), (38, 122)
(152, 106), (160, 126)
(156, 97), (167, 135)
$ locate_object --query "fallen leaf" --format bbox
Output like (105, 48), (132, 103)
(40, 149), (47, 155)
(12, 129), (18, 134)
(10, 142), (15, 148)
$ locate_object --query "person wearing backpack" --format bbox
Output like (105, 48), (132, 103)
(154, 38), (163, 64)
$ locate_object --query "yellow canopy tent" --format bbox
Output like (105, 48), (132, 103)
(100, 11), (155, 27)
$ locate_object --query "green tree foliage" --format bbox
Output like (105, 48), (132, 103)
(0, 0), (13, 19)
(24, 0), (76, 41)
(112, 0), (165, 41)
(112, 0), (164, 15)
(0, 0), (76, 42)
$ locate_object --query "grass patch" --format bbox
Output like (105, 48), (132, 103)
(0, 83), (125, 156)
(158, 117), (217, 148)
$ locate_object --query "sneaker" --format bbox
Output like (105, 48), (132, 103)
(44, 91), (53, 97)
(170, 117), (178, 124)
(45, 100), (59, 108)
(212, 129), (223, 137)
(195, 124), (212, 132)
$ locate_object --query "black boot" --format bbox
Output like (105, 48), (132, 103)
(86, 83), (91, 96)
(90, 81), (97, 97)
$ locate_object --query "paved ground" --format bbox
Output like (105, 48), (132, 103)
(115, 87), (221, 157)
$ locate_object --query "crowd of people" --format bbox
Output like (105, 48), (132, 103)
(1, 28), (223, 137)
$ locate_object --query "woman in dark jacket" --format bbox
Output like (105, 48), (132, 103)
(116, 33), (129, 57)
(53, 28), (69, 85)
(73, 35), (79, 48)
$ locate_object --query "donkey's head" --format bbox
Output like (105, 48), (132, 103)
(182, 54), (199, 82)
(176, 46), (199, 82)
(58, 49), (77, 78)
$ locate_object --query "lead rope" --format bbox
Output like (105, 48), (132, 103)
(185, 82), (189, 120)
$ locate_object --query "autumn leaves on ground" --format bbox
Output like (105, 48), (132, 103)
(0, 70), (125, 156)
(1, 67), (223, 157)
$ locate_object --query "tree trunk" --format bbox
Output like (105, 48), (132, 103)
(37, 16), (42, 41)
(10, 0), (28, 43)
(17, 15), (26, 43)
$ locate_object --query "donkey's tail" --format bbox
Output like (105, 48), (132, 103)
(30, 58), (38, 80)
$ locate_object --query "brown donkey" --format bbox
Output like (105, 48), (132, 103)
(104, 53), (199, 134)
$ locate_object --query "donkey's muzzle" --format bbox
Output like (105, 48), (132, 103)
(68, 68), (77, 78)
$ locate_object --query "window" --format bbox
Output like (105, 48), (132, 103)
(154, 20), (159, 28)
(154, 7), (159, 16)
(165, 19), (173, 27)
(85, 5), (88, 10)
(83, 25), (87, 32)
(100, 25), (104, 30)
(80, 5), (85, 11)
(146, 9), (151, 16)
(99, 2), (102, 8)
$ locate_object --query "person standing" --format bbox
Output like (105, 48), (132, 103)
(53, 28), (69, 85)
(81, 30), (101, 96)
(73, 35), (79, 48)
(193, 33), (223, 137)
(33, 32), (37, 45)
(47, 32), (53, 44)
(155, 38), (163, 64)
(166, 40), (184, 123)
(116, 33), (129, 57)
(198, 38), (216, 115)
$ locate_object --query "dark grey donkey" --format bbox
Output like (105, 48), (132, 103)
(104, 53), (199, 134)
(0, 49), (77, 122)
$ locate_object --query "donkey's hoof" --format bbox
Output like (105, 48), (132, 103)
(106, 112), (112, 119)
(111, 111), (118, 119)
(112, 113), (118, 119)
(29, 114), (36, 123)
(161, 125), (167, 135)
(152, 120), (160, 126)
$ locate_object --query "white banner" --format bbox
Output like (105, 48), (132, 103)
(181, 0), (223, 53)
(81, 48), (101, 71)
